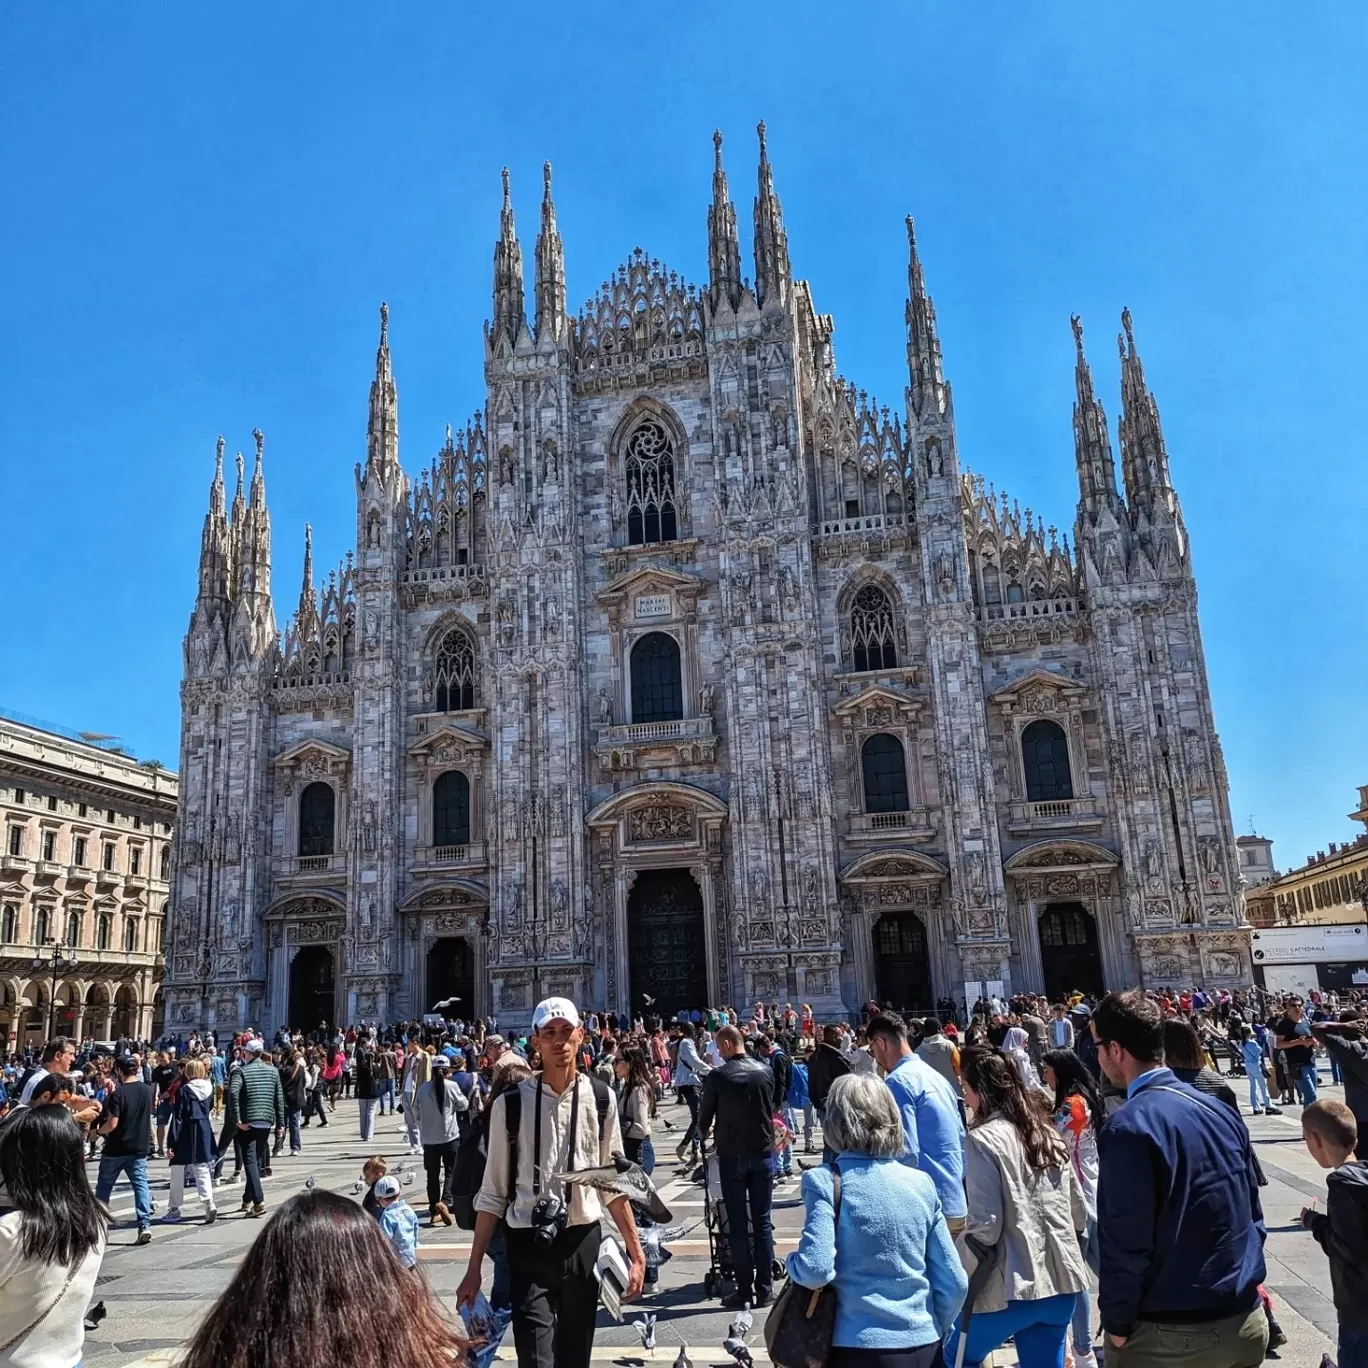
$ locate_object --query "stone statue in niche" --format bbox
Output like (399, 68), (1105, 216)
(597, 688), (613, 725)
(935, 551), (955, 598)
(698, 682), (715, 716)
(965, 849), (989, 905)
(363, 801), (378, 855)
(360, 895), (373, 931)
(926, 438), (943, 477)
(609, 488), (623, 528)
(1198, 836), (1221, 876)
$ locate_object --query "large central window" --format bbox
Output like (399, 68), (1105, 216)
(433, 771), (471, 847)
(631, 632), (684, 724)
(433, 628), (475, 712)
(1021, 719), (1074, 802)
(625, 417), (678, 545)
(851, 585), (897, 672)
(298, 782), (336, 857)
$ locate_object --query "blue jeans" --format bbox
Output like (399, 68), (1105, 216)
(1297, 1062), (1319, 1106)
(287, 1108), (302, 1154)
(716, 1153), (775, 1300)
(1071, 1286), (1094, 1357)
(95, 1154), (152, 1231)
(1247, 1069), (1271, 1111)
(946, 1292), (1078, 1368)
(1340, 1326), (1368, 1368)
(1330, 1052), (1343, 1086)
(377, 1078), (396, 1113)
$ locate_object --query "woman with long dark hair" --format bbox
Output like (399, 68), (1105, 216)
(0, 1105), (108, 1367)
(615, 1046), (658, 1173)
(947, 1047), (1088, 1368)
(1041, 1049), (1105, 1368)
(178, 1190), (467, 1368)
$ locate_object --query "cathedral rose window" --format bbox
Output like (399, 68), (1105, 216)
(624, 417), (678, 546)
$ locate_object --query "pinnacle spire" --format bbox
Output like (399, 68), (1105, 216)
(707, 130), (742, 310)
(250, 428), (266, 508)
(904, 217), (946, 420)
(1117, 306), (1172, 503)
(1070, 314), (1122, 519)
(753, 120), (791, 309)
(491, 167), (526, 344)
(197, 435), (232, 605)
(534, 160), (566, 343)
(209, 434), (226, 517)
(302, 522), (313, 598)
(295, 521), (318, 630)
(366, 301), (399, 475)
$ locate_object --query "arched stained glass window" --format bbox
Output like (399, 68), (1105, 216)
(851, 585), (897, 672)
(1022, 719), (1073, 802)
(434, 629), (476, 712)
(625, 418), (678, 546)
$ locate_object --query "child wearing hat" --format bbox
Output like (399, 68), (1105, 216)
(375, 1174), (420, 1270)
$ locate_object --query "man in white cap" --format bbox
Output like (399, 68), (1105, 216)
(457, 996), (645, 1368)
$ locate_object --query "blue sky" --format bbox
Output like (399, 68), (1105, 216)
(1, 6), (1364, 871)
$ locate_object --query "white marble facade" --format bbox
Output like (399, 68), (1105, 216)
(164, 128), (1252, 1036)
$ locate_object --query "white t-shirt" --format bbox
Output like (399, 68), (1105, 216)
(0, 1212), (105, 1368)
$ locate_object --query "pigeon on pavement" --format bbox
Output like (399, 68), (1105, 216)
(672, 1344), (692, 1368)
(721, 1335), (753, 1367)
(632, 1313), (657, 1354)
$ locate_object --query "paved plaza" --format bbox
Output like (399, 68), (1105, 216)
(86, 1088), (1344, 1368)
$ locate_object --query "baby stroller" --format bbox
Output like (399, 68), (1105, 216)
(699, 1151), (785, 1299)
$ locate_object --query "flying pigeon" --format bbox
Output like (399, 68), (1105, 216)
(642, 994), (656, 1007)
(672, 1344), (692, 1368)
(632, 1313), (657, 1354)
(728, 1303), (754, 1342)
(639, 1220), (698, 1269)
(553, 1155), (673, 1222)
(721, 1335), (753, 1368)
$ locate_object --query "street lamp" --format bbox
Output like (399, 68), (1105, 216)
(32, 938), (78, 1039)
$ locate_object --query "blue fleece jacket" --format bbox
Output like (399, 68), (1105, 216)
(1096, 1068), (1265, 1337)
(883, 1054), (966, 1219)
(787, 1154), (967, 1349)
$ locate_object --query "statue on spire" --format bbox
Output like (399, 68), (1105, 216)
(534, 160), (566, 343)
(707, 130), (742, 311)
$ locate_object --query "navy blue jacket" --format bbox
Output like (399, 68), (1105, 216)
(1096, 1068), (1265, 1337)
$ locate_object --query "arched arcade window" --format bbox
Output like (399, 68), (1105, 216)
(861, 734), (910, 814)
(65, 910), (81, 946)
(97, 915), (111, 950)
(433, 771), (471, 848)
(298, 782), (336, 857)
(124, 917), (140, 953)
(624, 417), (678, 546)
(1022, 719), (1073, 802)
(851, 585), (897, 672)
(630, 632), (683, 725)
(433, 628), (476, 712)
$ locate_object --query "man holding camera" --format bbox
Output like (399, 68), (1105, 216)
(458, 997), (645, 1368)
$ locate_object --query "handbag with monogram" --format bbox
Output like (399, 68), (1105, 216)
(764, 1166), (841, 1368)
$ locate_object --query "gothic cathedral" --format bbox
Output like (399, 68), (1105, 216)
(163, 126), (1252, 1035)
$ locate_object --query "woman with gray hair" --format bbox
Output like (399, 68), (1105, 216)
(786, 1073), (968, 1368)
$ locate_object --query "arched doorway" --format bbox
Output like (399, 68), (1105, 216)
(1038, 903), (1104, 1002)
(289, 946), (336, 1032)
(425, 938), (474, 1017)
(873, 912), (933, 1013)
(627, 869), (707, 1019)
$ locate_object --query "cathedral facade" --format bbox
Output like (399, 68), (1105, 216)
(163, 126), (1253, 1036)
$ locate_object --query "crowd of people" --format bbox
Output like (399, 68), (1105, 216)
(2, 983), (1368, 1368)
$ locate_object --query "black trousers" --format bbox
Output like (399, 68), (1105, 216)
(505, 1222), (602, 1368)
(423, 1139), (458, 1214)
(830, 1343), (945, 1368)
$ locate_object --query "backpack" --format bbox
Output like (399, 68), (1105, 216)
(450, 1072), (613, 1230)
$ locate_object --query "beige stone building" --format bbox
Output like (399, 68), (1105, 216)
(164, 127), (1251, 1035)
(0, 713), (174, 1046)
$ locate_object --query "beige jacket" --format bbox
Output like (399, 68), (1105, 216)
(959, 1115), (1088, 1313)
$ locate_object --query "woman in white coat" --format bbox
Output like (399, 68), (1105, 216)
(0, 1104), (107, 1368)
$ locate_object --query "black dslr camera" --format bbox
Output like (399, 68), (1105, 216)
(530, 1193), (568, 1246)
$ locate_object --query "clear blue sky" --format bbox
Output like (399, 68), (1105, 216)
(2, 6), (1364, 871)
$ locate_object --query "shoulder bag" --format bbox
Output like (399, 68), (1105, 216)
(764, 1165), (841, 1368)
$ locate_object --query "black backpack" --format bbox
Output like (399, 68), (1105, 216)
(450, 1072), (613, 1230)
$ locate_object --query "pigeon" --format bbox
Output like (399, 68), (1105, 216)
(632, 1313), (657, 1354)
(642, 994), (656, 1007)
(352, 1178), (364, 1194)
(727, 1304), (754, 1342)
(402, 1171), (414, 1186)
(304, 1174), (316, 1190)
(672, 1345), (692, 1368)
(553, 1156), (672, 1222)
(639, 1220), (698, 1269)
(721, 1335), (753, 1367)
(83, 1301), (106, 1332)
(661, 1117), (676, 1131)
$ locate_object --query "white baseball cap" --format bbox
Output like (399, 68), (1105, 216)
(532, 997), (581, 1031)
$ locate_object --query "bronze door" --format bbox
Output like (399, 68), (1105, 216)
(627, 868), (708, 1018)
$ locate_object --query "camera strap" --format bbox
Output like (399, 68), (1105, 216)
(531, 1073), (580, 1197)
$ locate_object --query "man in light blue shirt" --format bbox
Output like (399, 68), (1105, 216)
(867, 1011), (966, 1224)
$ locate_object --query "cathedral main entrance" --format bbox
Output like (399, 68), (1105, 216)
(1038, 903), (1104, 1003)
(873, 912), (933, 1014)
(627, 868), (708, 1019)
(289, 945), (336, 1030)
(425, 937), (475, 1018)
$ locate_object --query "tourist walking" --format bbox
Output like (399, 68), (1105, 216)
(866, 1011), (966, 1229)
(672, 1023), (711, 1165)
(945, 1047), (1088, 1368)
(0, 1104), (108, 1367)
(416, 1054), (468, 1226)
(1091, 990), (1268, 1368)
(1274, 996), (1318, 1106)
(278, 1048), (308, 1155)
(698, 1023), (777, 1308)
(226, 1040), (286, 1218)
(401, 1040), (431, 1154)
(616, 1046), (657, 1173)
(95, 1054), (155, 1245)
(165, 1057), (218, 1224)
(354, 1035), (381, 1142)
(786, 1073), (968, 1368)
